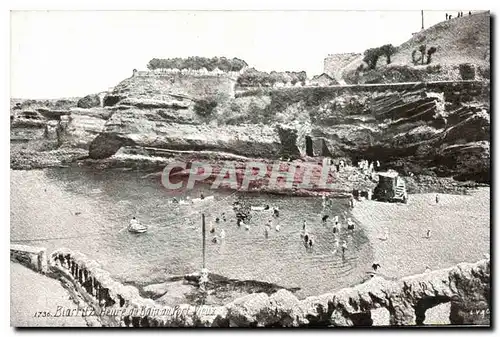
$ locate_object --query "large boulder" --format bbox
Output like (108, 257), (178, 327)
(77, 94), (101, 109)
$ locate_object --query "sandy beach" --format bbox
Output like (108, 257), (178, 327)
(352, 188), (490, 280)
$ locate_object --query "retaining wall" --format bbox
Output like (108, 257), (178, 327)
(48, 248), (490, 327)
(11, 244), (48, 273)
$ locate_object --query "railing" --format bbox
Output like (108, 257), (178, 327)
(11, 244), (48, 273)
(47, 247), (490, 327)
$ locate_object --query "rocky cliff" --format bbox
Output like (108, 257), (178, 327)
(10, 74), (490, 185)
(84, 80), (489, 183)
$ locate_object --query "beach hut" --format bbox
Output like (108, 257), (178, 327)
(372, 170), (408, 203)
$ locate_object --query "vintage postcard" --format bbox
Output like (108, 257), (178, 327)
(10, 10), (490, 327)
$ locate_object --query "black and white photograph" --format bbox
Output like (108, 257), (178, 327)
(8, 7), (491, 328)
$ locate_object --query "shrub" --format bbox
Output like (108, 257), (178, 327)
(146, 57), (248, 71)
(426, 47), (437, 64)
(418, 45), (427, 65)
(363, 47), (383, 70)
(380, 44), (397, 64)
(236, 68), (307, 87)
(411, 50), (421, 65)
(459, 63), (476, 80)
(194, 99), (218, 116)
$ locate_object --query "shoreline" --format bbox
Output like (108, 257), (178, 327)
(351, 187), (490, 280)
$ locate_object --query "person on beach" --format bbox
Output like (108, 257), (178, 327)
(322, 215), (329, 223)
(347, 218), (355, 230)
(426, 229), (431, 239)
(264, 225), (269, 238)
(304, 233), (309, 244)
(200, 192), (205, 200)
(209, 223), (216, 234)
(372, 263), (381, 272)
(381, 227), (389, 241)
(215, 217), (220, 223)
(264, 205), (270, 210)
(435, 194), (439, 204)
(341, 240), (347, 255)
(303, 220), (307, 232)
(222, 213), (226, 222)
(333, 223), (339, 234)
(212, 236), (218, 244)
(333, 238), (340, 253)
(308, 237), (314, 248)
(273, 208), (280, 218)
(322, 195), (329, 210)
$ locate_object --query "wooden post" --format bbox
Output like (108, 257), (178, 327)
(202, 213), (206, 269)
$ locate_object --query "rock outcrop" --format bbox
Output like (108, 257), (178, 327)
(49, 248), (490, 327)
(11, 76), (490, 184)
(77, 94), (101, 109)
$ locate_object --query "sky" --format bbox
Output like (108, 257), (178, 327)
(11, 10), (457, 98)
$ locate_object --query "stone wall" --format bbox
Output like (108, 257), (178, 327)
(48, 248), (490, 327)
(104, 73), (236, 108)
(11, 244), (48, 273)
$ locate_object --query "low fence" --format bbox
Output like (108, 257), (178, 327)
(46, 248), (490, 327)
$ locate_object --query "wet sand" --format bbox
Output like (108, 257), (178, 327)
(352, 188), (490, 279)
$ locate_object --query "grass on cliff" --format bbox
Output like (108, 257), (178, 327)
(391, 11), (490, 67)
(344, 12), (490, 83)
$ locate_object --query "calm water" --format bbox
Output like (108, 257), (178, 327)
(11, 168), (373, 299)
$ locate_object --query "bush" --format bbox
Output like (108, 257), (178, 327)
(194, 99), (218, 116)
(380, 44), (397, 64)
(236, 68), (307, 87)
(418, 45), (427, 65)
(363, 47), (383, 70)
(426, 47), (437, 64)
(146, 57), (248, 71)
(459, 63), (476, 80)
(411, 50), (422, 65)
